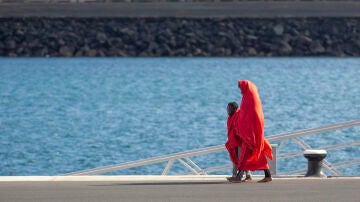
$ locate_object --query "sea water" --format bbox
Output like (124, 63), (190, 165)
(0, 57), (359, 176)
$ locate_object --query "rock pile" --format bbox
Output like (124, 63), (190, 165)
(0, 17), (359, 57)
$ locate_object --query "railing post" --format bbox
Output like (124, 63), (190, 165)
(269, 144), (277, 176)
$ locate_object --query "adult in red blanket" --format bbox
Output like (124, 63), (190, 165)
(226, 80), (273, 183)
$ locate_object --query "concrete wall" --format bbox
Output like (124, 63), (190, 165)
(1, 17), (359, 57)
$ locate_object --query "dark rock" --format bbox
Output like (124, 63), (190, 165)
(247, 35), (258, 41)
(8, 52), (17, 57)
(57, 39), (65, 46)
(354, 40), (360, 48)
(5, 40), (17, 50)
(297, 35), (313, 45)
(289, 28), (300, 36)
(59, 46), (75, 57)
(248, 48), (257, 56)
(310, 41), (325, 54)
(74, 50), (83, 57)
(324, 35), (333, 46)
(96, 32), (107, 44)
(85, 49), (97, 57)
(282, 33), (293, 43)
(279, 41), (293, 54)
(273, 24), (284, 36)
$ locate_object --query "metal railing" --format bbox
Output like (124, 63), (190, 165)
(65, 119), (360, 176)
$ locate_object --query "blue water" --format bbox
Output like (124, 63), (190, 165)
(0, 58), (359, 176)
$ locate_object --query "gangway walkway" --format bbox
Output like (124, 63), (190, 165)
(65, 119), (360, 176)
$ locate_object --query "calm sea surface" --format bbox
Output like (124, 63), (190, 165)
(0, 57), (359, 176)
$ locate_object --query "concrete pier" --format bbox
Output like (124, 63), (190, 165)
(1, 2), (360, 18)
(0, 176), (359, 202)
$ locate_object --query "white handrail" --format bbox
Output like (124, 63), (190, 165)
(266, 120), (360, 142)
(64, 119), (360, 176)
(64, 145), (224, 175)
(278, 140), (360, 159)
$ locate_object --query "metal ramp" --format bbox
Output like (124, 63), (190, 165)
(65, 119), (360, 176)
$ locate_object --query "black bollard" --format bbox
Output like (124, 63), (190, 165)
(303, 150), (327, 177)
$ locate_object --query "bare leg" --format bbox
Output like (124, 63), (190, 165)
(232, 164), (238, 177)
(232, 170), (244, 183)
(230, 147), (240, 178)
(236, 170), (244, 178)
(227, 147), (245, 183)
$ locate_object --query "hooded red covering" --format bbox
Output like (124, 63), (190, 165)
(226, 80), (273, 171)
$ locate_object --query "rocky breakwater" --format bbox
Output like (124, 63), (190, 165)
(0, 17), (359, 57)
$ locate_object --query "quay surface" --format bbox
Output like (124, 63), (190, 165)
(0, 176), (360, 202)
(1, 1), (360, 18)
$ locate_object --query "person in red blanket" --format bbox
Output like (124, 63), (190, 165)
(225, 80), (273, 183)
(225, 102), (252, 182)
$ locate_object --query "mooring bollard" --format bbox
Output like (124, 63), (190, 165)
(303, 149), (327, 177)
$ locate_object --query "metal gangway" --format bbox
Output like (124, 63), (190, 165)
(65, 119), (360, 176)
